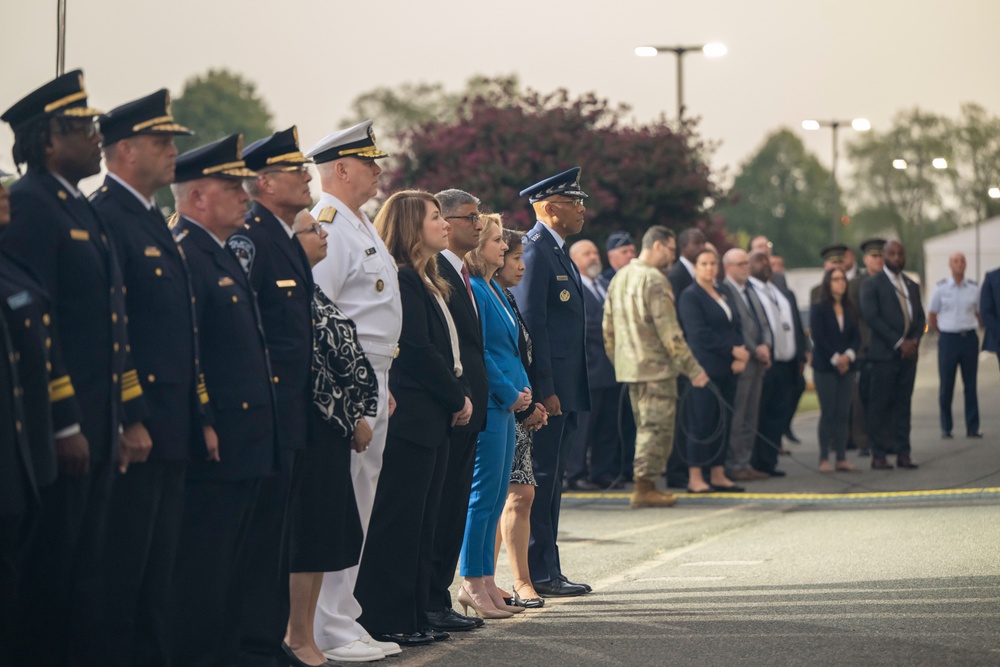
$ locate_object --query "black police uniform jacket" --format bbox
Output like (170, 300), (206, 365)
(91, 176), (204, 462)
(175, 217), (278, 481)
(227, 203), (312, 456)
(1, 169), (143, 462)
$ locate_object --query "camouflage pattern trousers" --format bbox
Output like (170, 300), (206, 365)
(628, 380), (678, 480)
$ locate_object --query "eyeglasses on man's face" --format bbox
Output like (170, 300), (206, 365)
(54, 118), (100, 139)
(446, 213), (481, 224)
(295, 222), (324, 236)
(551, 197), (585, 208)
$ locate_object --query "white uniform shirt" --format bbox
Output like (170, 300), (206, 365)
(929, 276), (980, 332)
(311, 192), (402, 354)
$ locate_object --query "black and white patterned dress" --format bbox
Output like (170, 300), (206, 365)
(505, 287), (537, 486)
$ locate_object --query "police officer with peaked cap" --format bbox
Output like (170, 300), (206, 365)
(228, 127), (318, 666)
(509, 167), (592, 598)
(847, 238), (885, 454)
(89, 89), (204, 667)
(0, 69), (149, 666)
(168, 134), (280, 667)
(305, 120), (403, 662)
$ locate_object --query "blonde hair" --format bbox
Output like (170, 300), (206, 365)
(464, 213), (504, 278)
(374, 189), (451, 298)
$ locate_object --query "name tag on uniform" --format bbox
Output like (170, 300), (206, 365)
(144, 246), (162, 257)
(6, 291), (32, 310)
(276, 279), (297, 288)
(556, 275), (570, 281)
(218, 277), (235, 287)
(782, 323), (791, 331)
(365, 247), (377, 257)
(70, 229), (90, 241)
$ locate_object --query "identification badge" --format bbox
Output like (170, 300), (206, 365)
(218, 277), (235, 287)
(70, 229), (90, 241)
(366, 247), (377, 257)
(556, 275), (569, 281)
(276, 279), (297, 288)
(144, 246), (162, 257)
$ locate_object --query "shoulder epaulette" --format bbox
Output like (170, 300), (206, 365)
(318, 206), (336, 223)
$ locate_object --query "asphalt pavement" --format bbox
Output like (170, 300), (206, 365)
(383, 340), (1000, 667)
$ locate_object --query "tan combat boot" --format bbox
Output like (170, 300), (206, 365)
(629, 478), (677, 508)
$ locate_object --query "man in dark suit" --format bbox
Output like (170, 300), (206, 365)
(748, 251), (807, 477)
(169, 135), (279, 667)
(665, 227), (706, 488)
(1, 70), (150, 667)
(90, 89), (203, 667)
(425, 188), (487, 632)
(981, 265), (1000, 372)
(510, 167), (591, 598)
(860, 239), (925, 470)
(227, 127), (315, 666)
(567, 239), (624, 490)
(847, 238), (885, 456)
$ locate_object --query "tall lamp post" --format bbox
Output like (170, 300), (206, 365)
(892, 156), (948, 279)
(802, 118), (870, 244)
(634, 43), (727, 119)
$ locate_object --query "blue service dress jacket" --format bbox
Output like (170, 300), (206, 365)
(471, 276), (530, 411)
(508, 221), (590, 412)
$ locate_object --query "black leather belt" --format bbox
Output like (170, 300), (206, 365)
(941, 330), (977, 337)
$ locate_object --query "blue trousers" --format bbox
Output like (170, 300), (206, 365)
(938, 331), (979, 435)
(460, 408), (515, 577)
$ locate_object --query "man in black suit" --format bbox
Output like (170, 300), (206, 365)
(425, 188), (488, 632)
(860, 240), (925, 470)
(665, 228), (705, 488)
(1, 70), (150, 667)
(169, 135), (279, 667)
(90, 90), (203, 667)
(567, 239), (623, 490)
(227, 128), (316, 666)
(748, 251), (807, 477)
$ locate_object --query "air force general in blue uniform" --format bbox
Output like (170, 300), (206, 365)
(510, 168), (591, 598)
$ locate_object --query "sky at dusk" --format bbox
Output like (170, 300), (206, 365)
(2, 0), (998, 191)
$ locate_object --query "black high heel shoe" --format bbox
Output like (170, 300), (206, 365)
(281, 642), (334, 667)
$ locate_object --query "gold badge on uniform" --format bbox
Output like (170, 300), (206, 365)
(559, 290), (570, 302)
(70, 229), (90, 241)
(144, 246), (162, 257)
(376, 279), (385, 293)
(218, 277), (235, 287)
(276, 279), (297, 288)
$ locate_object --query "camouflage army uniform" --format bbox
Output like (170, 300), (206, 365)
(603, 258), (703, 480)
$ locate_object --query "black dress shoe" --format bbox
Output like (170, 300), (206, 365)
(896, 454), (919, 469)
(784, 429), (801, 444)
(567, 478), (602, 491)
(373, 632), (434, 646)
(513, 591), (545, 608)
(420, 628), (451, 642)
(559, 574), (592, 592)
(686, 487), (713, 494)
(533, 579), (588, 597)
(942, 432), (954, 439)
(710, 483), (745, 492)
(967, 432), (983, 439)
(767, 469), (787, 477)
(426, 609), (477, 632)
(281, 642), (334, 667)
(871, 457), (894, 470)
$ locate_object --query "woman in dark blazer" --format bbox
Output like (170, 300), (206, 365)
(678, 249), (750, 493)
(354, 191), (472, 647)
(809, 268), (861, 472)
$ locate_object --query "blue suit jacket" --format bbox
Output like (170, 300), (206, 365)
(678, 282), (744, 379)
(509, 222), (590, 412)
(981, 268), (1000, 353)
(809, 301), (861, 373)
(472, 277), (530, 411)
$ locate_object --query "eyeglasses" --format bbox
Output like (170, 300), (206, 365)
(551, 198), (585, 207)
(262, 165), (310, 177)
(446, 213), (481, 224)
(295, 222), (324, 236)
(54, 118), (100, 139)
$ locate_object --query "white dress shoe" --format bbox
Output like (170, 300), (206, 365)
(360, 633), (402, 656)
(321, 639), (385, 662)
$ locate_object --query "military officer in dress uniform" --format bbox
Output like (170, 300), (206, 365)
(928, 252), (982, 439)
(509, 167), (592, 598)
(0, 172), (59, 665)
(168, 135), (279, 667)
(848, 238), (885, 456)
(0, 70), (149, 667)
(90, 89), (203, 667)
(306, 120), (403, 663)
(229, 127), (315, 667)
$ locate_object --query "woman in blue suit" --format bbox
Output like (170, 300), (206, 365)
(809, 268), (861, 472)
(459, 215), (531, 619)
(678, 249), (750, 494)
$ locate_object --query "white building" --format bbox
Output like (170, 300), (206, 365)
(923, 216), (1000, 288)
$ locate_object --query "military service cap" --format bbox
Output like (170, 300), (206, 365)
(820, 244), (849, 262)
(606, 230), (635, 251)
(306, 120), (389, 163)
(174, 133), (256, 183)
(99, 89), (192, 145)
(860, 238), (886, 256)
(242, 126), (312, 171)
(520, 167), (588, 203)
(1, 69), (102, 132)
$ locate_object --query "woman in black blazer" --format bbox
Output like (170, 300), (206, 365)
(678, 249), (750, 493)
(809, 268), (861, 472)
(353, 191), (472, 646)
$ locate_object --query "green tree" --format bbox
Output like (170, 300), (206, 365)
(945, 103), (1000, 224)
(171, 69), (274, 154)
(716, 128), (836, 268)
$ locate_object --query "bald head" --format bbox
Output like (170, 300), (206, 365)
(569, 239), (602, 279)
(949, 251), (967, 280)
(723, 248), (750, 285)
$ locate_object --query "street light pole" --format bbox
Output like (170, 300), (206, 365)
(56, 0), (67, 76)
(635, 43), (727, 120)
(802, 118), (870, 244)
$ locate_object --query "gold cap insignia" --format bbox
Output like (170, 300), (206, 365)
(559, 289), (570, 302)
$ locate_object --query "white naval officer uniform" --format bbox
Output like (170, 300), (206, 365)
(311, 191), (402, 651)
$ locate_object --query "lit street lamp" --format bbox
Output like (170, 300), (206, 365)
(801, 118), (871, 243)
(634, 43), (727, 119)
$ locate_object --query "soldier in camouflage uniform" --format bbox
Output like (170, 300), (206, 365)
(603, 226), (709, 508)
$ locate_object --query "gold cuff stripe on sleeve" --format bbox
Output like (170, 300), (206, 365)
(121, 384), (144, 402)
(49, 377), (76, 401)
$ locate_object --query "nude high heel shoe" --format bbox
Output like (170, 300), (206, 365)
(457, 588), (513, 619)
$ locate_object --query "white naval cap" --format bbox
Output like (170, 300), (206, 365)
(306, 119), (389, 164)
